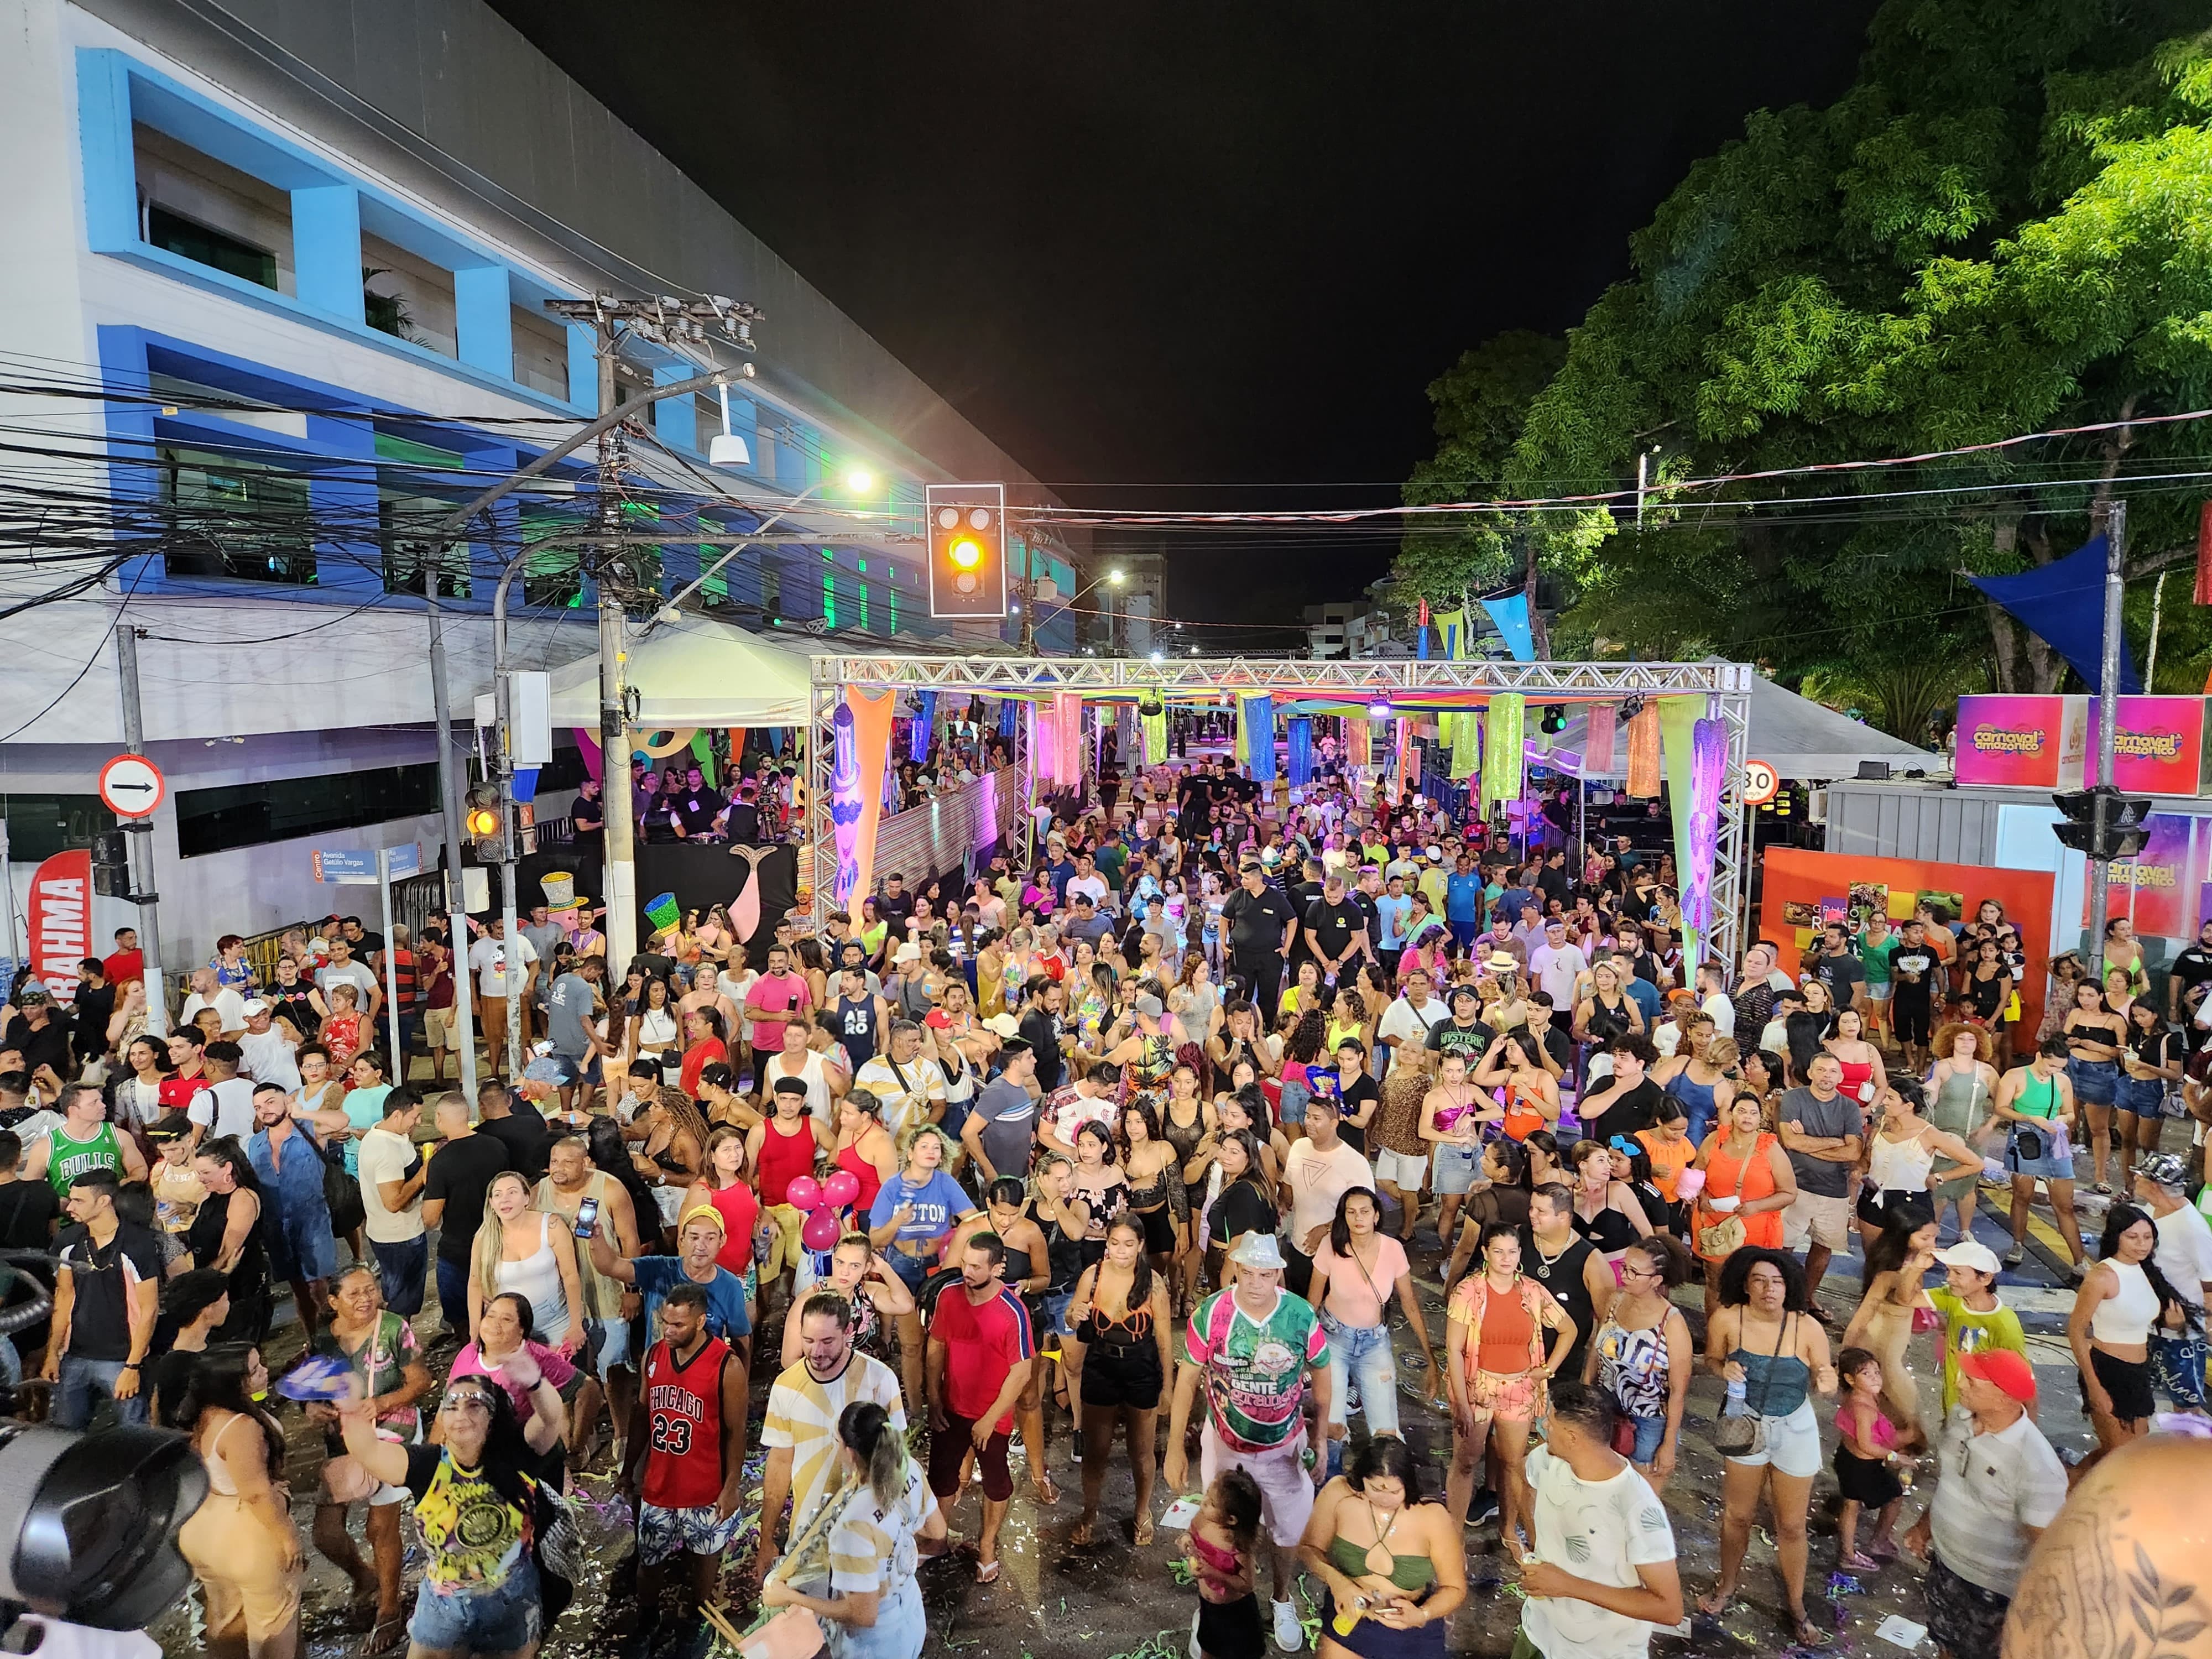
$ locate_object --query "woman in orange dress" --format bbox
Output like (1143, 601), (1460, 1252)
(1688, 1092), (1798, 1316)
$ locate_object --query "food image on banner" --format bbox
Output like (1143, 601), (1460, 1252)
(1781, 900), (1821, 929)
(1914, 889), (1965, 927)
(1848, 883), (1890, 932)
(2086, 811), (2195, 938)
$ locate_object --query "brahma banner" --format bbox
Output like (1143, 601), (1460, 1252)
(27, 848), (90, 1002)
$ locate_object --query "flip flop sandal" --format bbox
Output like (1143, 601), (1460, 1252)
(975, 1559), (1003, 1584)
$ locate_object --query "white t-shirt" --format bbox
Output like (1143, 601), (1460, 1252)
(1528, 942), (1588, 1010)
(1284, 1138), (1373, 1245)
(356, 1124), (426, 1244)
(1066, 874), (1110, 908)
(311, 964), (378, 1009)
(1521, 1445), (1678, 1659)
(186, 1076), (257, 1141)
(468, 935), (540, 997)
(1377, 996), (1447, 1075)
(238, 1029), (302, 1094)
(1701, 993), (1736, 1042)
(180, 987), (248, 1032)
(2152, 1200), (2212, 1310)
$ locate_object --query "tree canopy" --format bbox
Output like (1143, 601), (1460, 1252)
(1395, 0), (2212, 735)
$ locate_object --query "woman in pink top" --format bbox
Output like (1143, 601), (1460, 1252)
(1306, 1187), (1438, 1476)
(448, 1290), (582, 1451)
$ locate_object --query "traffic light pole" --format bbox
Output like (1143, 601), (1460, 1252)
(425, 567), (479, 1103)
(2086, 499), (2127, 980)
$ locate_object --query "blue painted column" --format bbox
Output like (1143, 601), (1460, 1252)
(454, 268), (514, 380)
(292, 186), (365, 324)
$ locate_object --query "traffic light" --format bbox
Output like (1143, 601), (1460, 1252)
(2052, 785), (2153, 860)
(926, 482), (1008, 619)
(91, 831), (130, 899)
(465, 781), (509, 864)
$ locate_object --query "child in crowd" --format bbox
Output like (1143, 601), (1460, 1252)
(1832, 1345), (1907, 1570)
(1185, 1468), (1267, 1659)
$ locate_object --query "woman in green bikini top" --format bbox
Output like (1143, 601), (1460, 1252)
(1298, 1438), (1467, 1658)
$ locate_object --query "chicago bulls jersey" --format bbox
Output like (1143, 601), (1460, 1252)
(642, 1334), (733, 1509)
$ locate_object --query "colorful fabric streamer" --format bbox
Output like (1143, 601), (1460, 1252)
(1480, 694), (1525, 816)
(1450, 709), (1479, 780)
(1287, 717), (1314, 786)
(909, 692), (936, 763)
(1625, 703), (1662, 797)
(1684, 714), (1727, 963)
(1239, 695), (1274, 776)
(1142, 707), (1168, 765)
(1584, 703), (1618, 776)
(1051, 691), (1085, 784)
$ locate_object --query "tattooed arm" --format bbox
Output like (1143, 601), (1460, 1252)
(2003, 1434), (2212, 1659)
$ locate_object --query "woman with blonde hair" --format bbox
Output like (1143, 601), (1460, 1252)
(467, 1170), (587, 1353)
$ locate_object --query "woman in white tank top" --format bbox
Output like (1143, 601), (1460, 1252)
(467, 1171), (585, 1350)
(2070, 1202), (2185, 1452)
(1852, 1082), (1978, 1250)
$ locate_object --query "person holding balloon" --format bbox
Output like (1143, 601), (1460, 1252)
(747, 1074), (837, 1308)
(831, 1091), (899, 1233)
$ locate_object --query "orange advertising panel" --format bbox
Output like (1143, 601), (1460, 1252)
(1756, 848), (2056, 1021)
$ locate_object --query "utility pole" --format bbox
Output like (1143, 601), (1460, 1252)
(2085, 498), (2127, 980)
(114, 624), (168, 1036)
(424, 563), (478, 1101)
(589, 336), (636, 985)
(421, 291), (757, 1062)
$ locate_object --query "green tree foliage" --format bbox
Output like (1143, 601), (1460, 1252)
(1397, 0), (2212, 728)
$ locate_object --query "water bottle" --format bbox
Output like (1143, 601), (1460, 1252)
(1725, 1376), (1749, 1414)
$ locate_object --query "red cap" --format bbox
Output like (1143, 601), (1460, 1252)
(924, 1009), (952, 1029)
(1956, 1347), (2037, 1404)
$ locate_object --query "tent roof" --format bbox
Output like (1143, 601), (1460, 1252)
(1543, 667), (1942, 782)
(547, 620), (812, 728)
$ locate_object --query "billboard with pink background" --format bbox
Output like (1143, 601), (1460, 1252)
(2086, 695), (2209, 796)
(1955, 695), (2087, 789)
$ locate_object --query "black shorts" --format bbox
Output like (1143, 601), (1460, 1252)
(1197, 1594), (1266, 1659)
(926, 1410), (1013, 1502)
(2090, 1345), (2157, 1424)
(1134, 1203), (1176, 1256)
(1078, 1337), (1164, 1411)
(1856, 1187), (1936, 1232)
(1833, 1445), (1903, 1508)
(1927, 1553), (2011, 1658)
(1892, 994), (1932, 1046)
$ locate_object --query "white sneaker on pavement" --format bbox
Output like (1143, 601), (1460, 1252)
(1272, 1599), (1303, 1651)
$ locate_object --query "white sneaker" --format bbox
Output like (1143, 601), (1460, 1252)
(1272, 1599), (1303, 1651)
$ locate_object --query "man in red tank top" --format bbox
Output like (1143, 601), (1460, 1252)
(624, 1282), (746, 1641)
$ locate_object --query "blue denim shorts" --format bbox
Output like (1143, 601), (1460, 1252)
(408, 1557), (542, 1652)
(2068, 1057), (2119, 1107)
(2152, 1331), (2208, 1409)
(2117, 1076), (2166, 1118)
(1432, 1141), (1481, 1195)
(1627, 1411), (1667, 1464)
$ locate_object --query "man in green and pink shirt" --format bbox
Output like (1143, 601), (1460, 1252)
(1163, 1233), (1332, 1653)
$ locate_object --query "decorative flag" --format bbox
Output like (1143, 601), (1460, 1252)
(1683, 716), (1727, 966)
(1478, 592), (1536, 662)
(1347, 718), (1371, 769)
(1239, 694), (1274, 776)
(2198, 502), (2212, 606)
(1481, 695), (1525, 815)
(1452, 705), (1480, 779)
(1397, 717), (1417, 795)
(1051, 691), (1084, 783)
(1142, 707), (1167, 764)
(1658, 694), (1701, 929)
(1584, 703), (1618, 776)
(999, 697), (1019, 738)
(1968, 535), (2141, 693)
(1416, 597), (1432, 660)
(833, 687), (896, 924)
(1625, 702), (1662, 797)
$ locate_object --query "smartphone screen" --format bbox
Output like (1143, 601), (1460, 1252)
(572, 1196), (600, 1239)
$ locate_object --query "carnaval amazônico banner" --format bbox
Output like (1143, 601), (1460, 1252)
(1956, 693), (2211, 795)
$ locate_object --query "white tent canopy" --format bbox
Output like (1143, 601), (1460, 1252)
(1538, 667), (1942, 781)
(547, 619), (812, 729)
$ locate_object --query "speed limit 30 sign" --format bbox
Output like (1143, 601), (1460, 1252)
(1743, 758), (1781, 806)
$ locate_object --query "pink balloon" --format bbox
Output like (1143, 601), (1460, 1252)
(822, 1170), (861, 1209)
(785, 1175), (823, 1213)
(800, 1208), (842, 1251)
(1674, 1167), (1707, 1199)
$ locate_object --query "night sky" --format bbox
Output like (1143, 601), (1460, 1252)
(494, 2), (1882, 632)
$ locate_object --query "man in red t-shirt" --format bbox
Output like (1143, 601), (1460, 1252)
(740, 945), (812, 1082)
(925, 1234), (1034, 1580)
(623, 1282), (744, 1642)
(102, 927), (144, 989)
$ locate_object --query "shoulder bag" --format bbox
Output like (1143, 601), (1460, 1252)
(1712, 1311), (1790, 1458)
(1695, 1136), (1755, 1259)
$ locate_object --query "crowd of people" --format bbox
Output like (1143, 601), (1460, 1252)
(2, 738), (2209, 1659)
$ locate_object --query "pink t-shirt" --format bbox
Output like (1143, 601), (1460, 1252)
(449, 1339), (577, 1416)
(1310, 1234), (1408, 1329)
(744, 972), (813, 1053)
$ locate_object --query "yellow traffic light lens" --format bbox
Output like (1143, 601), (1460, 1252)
(466, 807), (500, 836)
(949, 538), (983, 570)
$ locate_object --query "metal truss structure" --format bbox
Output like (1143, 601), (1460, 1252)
(806, 655), (1755, 965)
